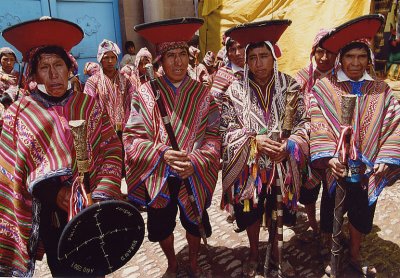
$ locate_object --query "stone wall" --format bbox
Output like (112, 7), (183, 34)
(119, 0), (195, 56)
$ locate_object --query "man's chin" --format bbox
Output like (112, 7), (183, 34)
(48, 90), (67, 97)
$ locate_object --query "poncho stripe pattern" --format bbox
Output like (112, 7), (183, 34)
(124, 76), (220, 224)
(0, 90), (122, 276)
(310, 76), (400, 204)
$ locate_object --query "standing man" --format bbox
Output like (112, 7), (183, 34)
(0, 17), (122, 277)
(220, 20), (310, 277)
(210, 33), (245, 225)
(294, 29), (337, 245)
(124, 18), (220, 277)
(310, 15), (400, 276)
(84, 39), (137, 134)
(210, 35), (245, 111)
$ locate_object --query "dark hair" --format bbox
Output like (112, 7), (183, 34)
(340, 42), (371, 62)
(125, 41), (135, 51)
(225, 38), (236, 51)
(245, 41), (271, 57)
(0, 52), (17, 61)
(30, 45), (72, 76)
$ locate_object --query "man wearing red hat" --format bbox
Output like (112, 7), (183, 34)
(310, 15), (400, 276)
(220, 20), (309, 277)
(0, 18), (123, 276)
(125, 18), (220, 277)
(294, 29), (337, 248)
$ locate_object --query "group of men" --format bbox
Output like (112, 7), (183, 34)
(0, 13), (399, 278)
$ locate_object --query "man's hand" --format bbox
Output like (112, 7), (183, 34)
(374, 163), (388, 177)
(56, 186), (71, 212)
(328, 158), (347, 179)
(163, 150), (194, 179)
(256, 135), (288, 162)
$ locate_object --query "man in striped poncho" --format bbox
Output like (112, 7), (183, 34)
(310, 15), (400, 276)
(220, 20), (310, 277)
(294, 29), (337, 246)
(0, 18), (122, 277)
(124, 18), (220, 277)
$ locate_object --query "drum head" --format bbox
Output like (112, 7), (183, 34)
(57, 200), (144, 276)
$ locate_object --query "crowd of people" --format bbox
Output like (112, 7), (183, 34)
(0, 14), (399, 278)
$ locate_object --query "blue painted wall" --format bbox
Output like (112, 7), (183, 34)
(0, 0), (122, 82)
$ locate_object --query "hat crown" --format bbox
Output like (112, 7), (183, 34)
(134, 17), (204, 45)
(225, 19), (292, 46)
(319, 14), (384, 54)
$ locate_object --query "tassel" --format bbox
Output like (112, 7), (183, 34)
(253, 187), (258, 207)
(260, 169), (267, 183)
(243, 199), (250, 212)
(248, 138), (258, 164)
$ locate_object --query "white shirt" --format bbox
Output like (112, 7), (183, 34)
(337, 69), (374, 82)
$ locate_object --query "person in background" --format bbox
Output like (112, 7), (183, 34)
(83, 61), (100, 77)
(294, 29), (337, 249)
(133, 47), (155, 85)
(210, 34), (245, 225)
(195, 50), (216, 86)
(0, 47), (23, 104)
(84, 39), (137, 134)
(120, 40), (136, 67)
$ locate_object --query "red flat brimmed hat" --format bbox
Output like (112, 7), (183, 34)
(2, 17), (84, 61)
(225, 19), (292, 46)
(134, 17), (203, 44)
(134, 17), (203, 57)
(319, 14), (385, 54)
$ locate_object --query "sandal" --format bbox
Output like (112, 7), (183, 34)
(349, 260), (377, 277)
(242, 259), (258, 277)
(270, 259), (296, 277)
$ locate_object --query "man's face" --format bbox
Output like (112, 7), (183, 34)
(161, 48), (189, 83)
(138, 57), (151, 75)
(247, 44), (274, 85)
(127, 46), (135, 55)
(1, 53), (16, 74)
(101, 51), (118, 73)
(314, 47), (336, 72)
(34, 53), (70, 97)
(340, 47), (369, 81)
(227, 41), (245, 68)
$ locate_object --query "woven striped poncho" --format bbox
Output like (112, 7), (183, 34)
(310, 76), (400, 204)
(294, 66), (334, 188)
(210, 64), (242, 110)
(294, 66), (333, 116)
(220, 72), (310, 211)
(123, 75), (220, 224)
(84, 71), (137, 130)
(0, 89), (122, 276)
